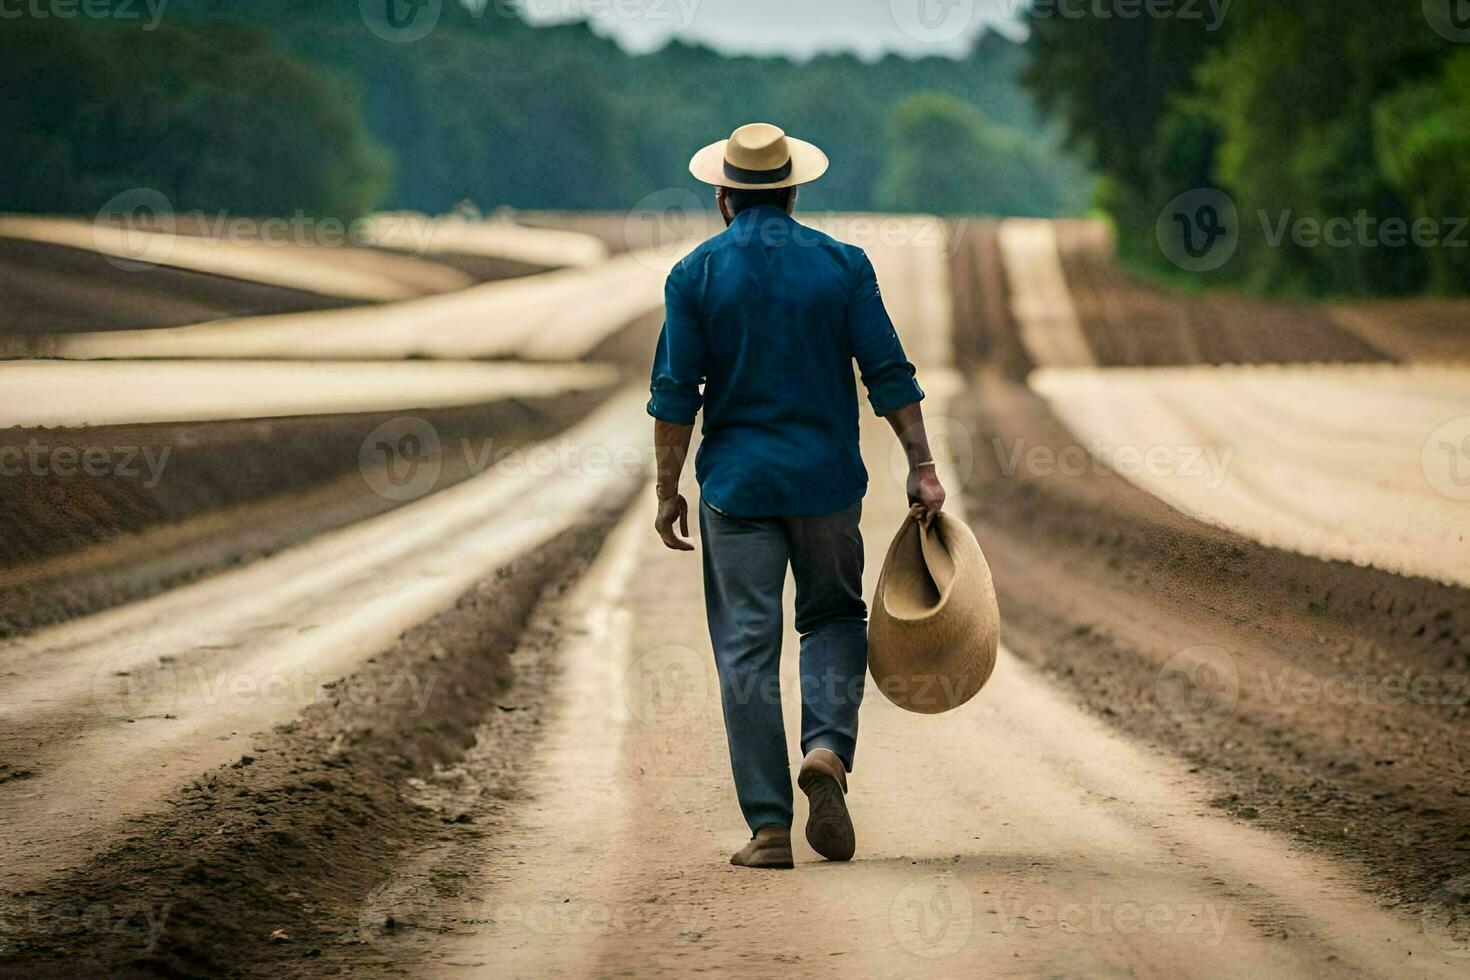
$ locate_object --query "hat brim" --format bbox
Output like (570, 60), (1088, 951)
(688, 137), (829, 190)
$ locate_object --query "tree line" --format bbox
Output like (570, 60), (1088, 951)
(2, 0), (1089, 225)
(1023, 0), (1470, 296)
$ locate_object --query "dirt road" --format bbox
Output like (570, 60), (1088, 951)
(325, 221), (1463, 977)
(410, 497), (1453, 978)
(0, 360), (616, 428)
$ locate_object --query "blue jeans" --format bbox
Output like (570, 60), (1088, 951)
(699, 498), (867, 833)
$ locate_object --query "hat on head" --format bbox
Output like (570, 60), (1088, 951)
(689, 123), (829, 190)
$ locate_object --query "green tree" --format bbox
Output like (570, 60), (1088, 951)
(875, 92), (1078, 217)
(1195, 1), (1432, 294)
(0, 18), (390, 219)
(4, 4), (1090, 220)
(1373, 51), (1470, 294)
(1021, 0), (1465, 296)
(165, 0), (1090, 215)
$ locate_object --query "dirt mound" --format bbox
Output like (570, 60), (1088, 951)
(0, 237), (359, 335)
(0, 513), (624, 978)
(366, 249), (549, 284)
(1329, 300), (1470, 363)
(950, 222), (1470, 910)
(1051, 223), (1389, 366)
(0, 387), (613, 637)
(948, 218), (1032, 379)
(515, 212), (646, 254)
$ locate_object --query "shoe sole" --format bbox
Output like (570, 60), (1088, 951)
(798, 768), (855, 861)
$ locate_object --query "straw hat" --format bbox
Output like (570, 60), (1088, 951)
(689, 123), (829, 190)
(868, 512), (1000, 714)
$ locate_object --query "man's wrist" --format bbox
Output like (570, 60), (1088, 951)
(656, 484), (681, 501)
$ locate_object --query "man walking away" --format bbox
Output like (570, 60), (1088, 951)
(647, 123), (945, 869)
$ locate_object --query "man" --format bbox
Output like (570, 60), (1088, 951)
(647, 123), (945, 869)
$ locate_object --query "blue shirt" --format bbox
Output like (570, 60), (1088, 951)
(646, 205), (925, 518)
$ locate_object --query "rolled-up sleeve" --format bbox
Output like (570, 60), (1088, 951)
(847, 250), (924, 416)
(647, 268), (706, 425)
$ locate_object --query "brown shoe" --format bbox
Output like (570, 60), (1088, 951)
(798, 748), (855, 861)
(729, 826), (793, 869)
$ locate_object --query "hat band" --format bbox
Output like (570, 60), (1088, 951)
(723, 156), (792, 185)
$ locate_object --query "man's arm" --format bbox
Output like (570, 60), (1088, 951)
(884, 401), (945, 520)
(653, 419), (695, 551)
(647, 270), (704, 551)
(847, 250), (945, 519)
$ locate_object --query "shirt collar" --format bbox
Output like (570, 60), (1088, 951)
(729, 204), (793, 229)
(727, 204), (796, 244)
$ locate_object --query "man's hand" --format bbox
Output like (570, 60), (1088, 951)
(885, 400), (945, 523)
(907, 466), (945, 523)
(655, 492), (695, 551)
(652, 419), (696, 551)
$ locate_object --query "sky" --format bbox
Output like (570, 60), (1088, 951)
(515, 0), (1027, 61)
